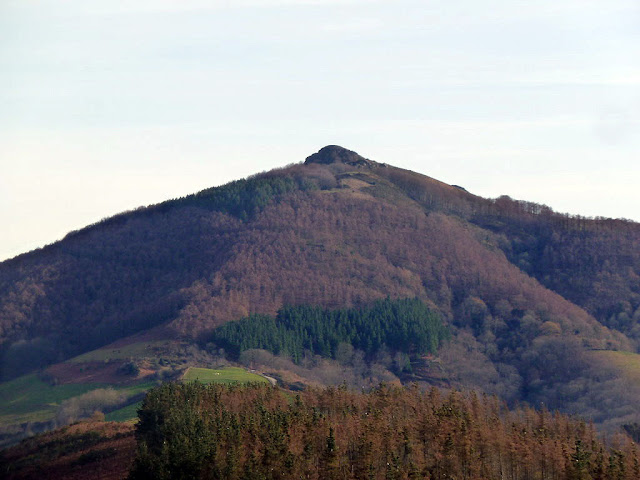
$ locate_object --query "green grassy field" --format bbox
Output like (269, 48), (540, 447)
(105, 401), (142, 422)
(0, 375), (156, 426)
(0, 374), (111, 425)
(182, 367), (269, 384)
(590, 350), (640, 382)
(0, 366), (269, 433)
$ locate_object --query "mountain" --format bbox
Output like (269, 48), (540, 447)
(1, 145), (640, 430)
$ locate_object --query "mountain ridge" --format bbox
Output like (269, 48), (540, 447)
(1, 145), (640, 431)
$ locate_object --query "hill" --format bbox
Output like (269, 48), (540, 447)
(1, 145), (640, 433)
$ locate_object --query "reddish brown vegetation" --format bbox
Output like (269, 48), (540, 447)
(1, 148), (639, 428)
(1, 421), (135, 480)
(45, 362), (132, 385)
(131, 382), (640, 480)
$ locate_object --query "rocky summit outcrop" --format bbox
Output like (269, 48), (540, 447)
(304, 145), (374, 167)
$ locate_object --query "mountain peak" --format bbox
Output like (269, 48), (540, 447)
(304, 145), (373, 167)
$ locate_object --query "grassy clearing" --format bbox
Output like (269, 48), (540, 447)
(590, 350), (640, 382)
(182, 367), (268, 384)
(0, 375), (157, 426)
(0, 367), (266, 430)
(116, 381), (157, 396)
(0, 375), (110, 425)
(105, 401), (142, 422)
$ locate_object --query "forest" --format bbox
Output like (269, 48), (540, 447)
(209, 298), (449, 365)
(1, 146), (640, 432)
(129, 382), (640, 480)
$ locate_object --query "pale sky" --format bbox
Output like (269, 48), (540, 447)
(1, 0), (639, 261)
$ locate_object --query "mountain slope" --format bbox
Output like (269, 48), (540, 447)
(1, 145), (639, 428)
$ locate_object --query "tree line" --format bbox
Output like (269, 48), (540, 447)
(208, 298), (450, 364)
(130, 382), (640, 480)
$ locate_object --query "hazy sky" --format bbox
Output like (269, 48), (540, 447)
(1, 0), (639, 261)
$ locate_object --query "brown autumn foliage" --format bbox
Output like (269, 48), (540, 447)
(0, 420), (135, 480)
(5, 383), (637, 480)
(130, 382), (640, 480)
(0, 146), (639, 428)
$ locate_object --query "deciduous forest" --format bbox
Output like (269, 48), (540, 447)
(130, 382), (639, 480)
(2, 146), (640, 470)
